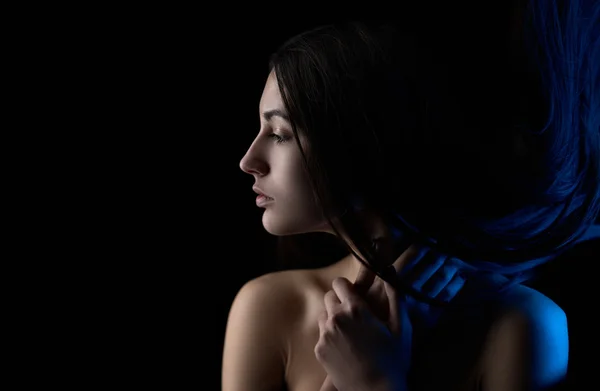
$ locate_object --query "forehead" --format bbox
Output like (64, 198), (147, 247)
(259, 71), (284, 111)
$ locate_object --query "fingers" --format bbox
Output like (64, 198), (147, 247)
(435, 271), (465, 302)
(392, 245), (429, 276)
(331, 277), (363, 308)
(354, 244), (428, 293)
(395, 246), (465, 303)
(353, 263), (377, 294)
(384, 281), (413, 359)
(324, 289), (341, 315)
(420, 264), (458, 297)
(383, 276), (401, 335)
(317, 310), (328, 338)
(319, 376), (338, 391)
(321, 287), (341, 340)
(406, 251), (446, 291)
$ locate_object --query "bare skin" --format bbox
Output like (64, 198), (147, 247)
(230, 69), (569, 391)
(277, 254), (483, 391)
(240, 252), (562, 391)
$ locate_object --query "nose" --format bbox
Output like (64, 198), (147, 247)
(239, 142), (268, 176)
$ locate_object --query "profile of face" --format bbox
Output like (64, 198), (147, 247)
(240, 71), (330, 236)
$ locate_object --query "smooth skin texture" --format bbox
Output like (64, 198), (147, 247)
(227, 71), (568, 391)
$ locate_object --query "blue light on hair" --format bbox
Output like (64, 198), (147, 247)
(394, 0), (600, 278)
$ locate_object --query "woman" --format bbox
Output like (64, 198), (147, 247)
(224, 1), (600, 390)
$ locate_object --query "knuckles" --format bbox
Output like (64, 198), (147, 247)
(314, 340), (329, 362)
(322, 293), (363, 326)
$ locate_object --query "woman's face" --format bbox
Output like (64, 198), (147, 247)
(240, 71), (331, 236)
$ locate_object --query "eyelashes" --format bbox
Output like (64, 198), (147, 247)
(268, 133), (288, 144)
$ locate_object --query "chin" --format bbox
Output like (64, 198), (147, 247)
(261, 210), (331, 236)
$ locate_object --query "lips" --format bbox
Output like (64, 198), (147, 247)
(257, 194), (273, 200)
(252, 186), (273, 199)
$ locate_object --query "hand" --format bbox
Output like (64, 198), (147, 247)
(315, 277), (411, 391)
(353, 244), (466, 331)
(318, 244), (466, 391)
(395, 245), (466, 330)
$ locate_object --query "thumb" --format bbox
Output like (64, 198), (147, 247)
(319, 375), (338, 391)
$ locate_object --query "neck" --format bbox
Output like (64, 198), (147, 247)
(346, 227), (411, 278)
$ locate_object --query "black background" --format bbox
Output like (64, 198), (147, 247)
(57, 12), (361, 390)
(28, 4), (598, 389)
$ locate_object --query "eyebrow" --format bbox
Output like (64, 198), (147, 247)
(262, 109), (290, 123)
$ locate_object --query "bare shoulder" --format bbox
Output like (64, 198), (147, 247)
(222, 268), (316, 391)
(223, 259), (358, 391)
(245, 267), (322, 300)
(490, 283), (567, 329)
(232, 268), (313, 327)
(245, 263), (338, 304)
(492, 283), (568, 343)
(480, 284), (568, 390)
(232, 266), (327, 339)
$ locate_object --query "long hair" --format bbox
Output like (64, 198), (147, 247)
(268, 0), (599, 282)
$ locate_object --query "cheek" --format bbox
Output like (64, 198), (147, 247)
(278, 151), (322, 213)
(284, 181), (317, 211)
(288, 168), (317, 205)
(279, 154), (311, 191)
(275, 172), (320, 214)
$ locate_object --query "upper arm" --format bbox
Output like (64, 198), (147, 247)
(222, 274), (293, 391)
(482, 295), (568, 391)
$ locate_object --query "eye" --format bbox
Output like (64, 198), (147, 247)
(268, 133), (288, 144)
